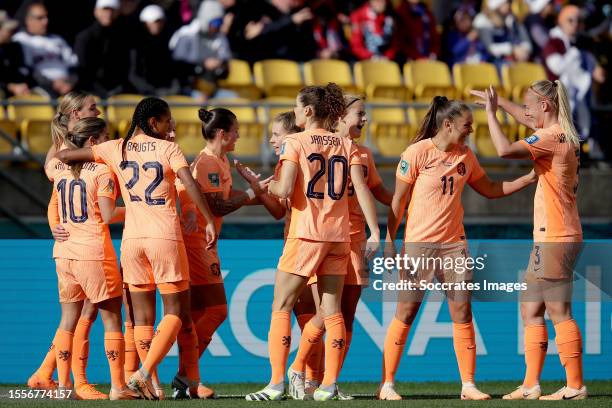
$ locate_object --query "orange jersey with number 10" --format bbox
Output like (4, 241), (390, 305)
(280, 128), (361, 243)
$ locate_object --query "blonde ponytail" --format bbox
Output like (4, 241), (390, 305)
(554, 80), (580, 146)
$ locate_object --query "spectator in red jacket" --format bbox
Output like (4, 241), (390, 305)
(349, 0), (397, 60)
(395, 0), (440, 62)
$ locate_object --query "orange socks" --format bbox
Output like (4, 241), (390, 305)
(382, 318), (411, 383)
(291, 319), (325, 373)
(133, 325), (160, 384)
(453, 322), (476, 384)
(555, 319), (583, 389)
(268, 311), (291, 384)
(523, 324), (548, 387)
(322, 313), (345, 387)
(177, 323), (200, 385)
(296, 313), (314, 331)
(55, 329), (74, 388)
(37, 335), (58, 379)
(306, 339), (324, 382)
(72, 318), (94, 387)
(141, 315), (182, 376)
(104, 332), (126, 389)
(194, 304), (228, 358)
(340, 331), (353, 369)
(124, 322), (139, 378)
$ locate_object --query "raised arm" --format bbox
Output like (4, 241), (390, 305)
(351, 164), (380, 259)
(469, 170), (537, 199)
(177, 167), (217, 249)
(470, 89), (535, 130)
(235, 161), (285, 219)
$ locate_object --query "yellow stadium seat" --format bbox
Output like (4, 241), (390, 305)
(404, 60), (455, 102)
(453, 63), (502, 100)
(175, 126), (203, 157)
(254, 59), (303, 98)
(502, 62), (546, 101)
(106, 94), (143, 138)
(219, 59), (262, 100)
(24, 121), (53, 154)
(471, 108), (513, 157)
(369, 100), (414, 156)
(407, 107), (431, 129)
(303, 59), (357, 93)
(354, 60), (410, 101)
(166, 95), (202, 123)
(0, 119), (16, 155)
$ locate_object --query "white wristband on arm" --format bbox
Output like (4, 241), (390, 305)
(246, 188), (256, 200)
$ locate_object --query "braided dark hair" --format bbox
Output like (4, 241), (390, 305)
(122, 97), (170, 160)
(298, 82), (346, 132)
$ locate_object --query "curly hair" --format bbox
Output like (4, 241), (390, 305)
(298, 82), (346, 132)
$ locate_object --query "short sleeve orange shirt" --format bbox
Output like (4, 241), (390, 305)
(519, 124), (581, 241)
(348, 144), (383, 241)
(91, 134), (189, 241)
(397, 139), (485, 243)
(280, 129), (361, 242)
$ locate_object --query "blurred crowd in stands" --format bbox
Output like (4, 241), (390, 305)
(0, 0), (610, 157)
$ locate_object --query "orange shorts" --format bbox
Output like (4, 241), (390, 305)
(278, 238), (350, 278)
(185, 244), (222, 286)
(525, 242), (583, 282)
(308, 239), (368, 286)
(55, 258), (122, 304)
(120, 238), (189, 285)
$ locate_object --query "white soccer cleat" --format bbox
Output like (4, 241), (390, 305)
(245, 385), (285, 401)
(287, 367), (305, 400)
(539, 385), (587, 400)
(304, 379), (319, 396)
(377, 382), (402, 400)
(502, 384), (541, 400)
(461, 383), (491, 400)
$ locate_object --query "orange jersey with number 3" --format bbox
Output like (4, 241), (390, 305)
(91, 134), (189, 241)
(47, 158), (118, 261)
(397, 139), (485, 243)
(280, 128), (361, 242)
(519, 124), (581, 241)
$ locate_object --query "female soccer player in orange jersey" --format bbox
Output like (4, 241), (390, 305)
(46, 117), (137, 400)
(286, 95), (393, 400)
(245, 83), (380, 401)
(172, 107), (277, 399)
(379, 96), (538, 401)
(472, 81), (586, 400)
(56, 97), (217, 400)
(29, 91), (106, 399)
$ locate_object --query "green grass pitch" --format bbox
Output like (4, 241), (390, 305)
(1, 381), (611, 407)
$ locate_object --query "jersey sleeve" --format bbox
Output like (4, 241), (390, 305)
(519, 133), (555, 161)
(166, 142), (189, 173)
(366, 149), (383, 188)
(47, 188), (60, 227)
(348, 143), (362, 167)
(96, 169), (118, 200)
(279, 137), (300, 164)
(396, 146), (419, 184)
(467, 149), (486, 183)
(45, 158), (60, 181)
(192, 158), (223, 194)
(92, 139), (120, 166)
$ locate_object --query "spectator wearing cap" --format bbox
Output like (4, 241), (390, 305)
(473, 0), (532, 67)
(74, 0), (133, 97)
(523, 0), (555, 61)
(443, 6), (489, 66)
(170, 0), (232, 96)
(13, 1), (76, 97)
(128, 5), (179, 96)
(543, 5), (606, 152)
(395, 0), (441, 62)
(0, 10), (31, 97)
(349, 0), (397, 60)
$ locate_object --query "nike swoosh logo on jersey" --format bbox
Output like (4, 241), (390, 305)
(424, 165), (435, 169)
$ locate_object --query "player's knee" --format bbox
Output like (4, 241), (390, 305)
(395, 302), (420, 324)
(210, 304), (228, 326)
(449, 302), (472, 323)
